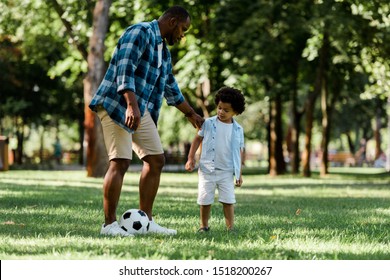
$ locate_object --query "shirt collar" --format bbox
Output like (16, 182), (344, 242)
(151, 19), (163, 44)
(210, 115), (240, 128)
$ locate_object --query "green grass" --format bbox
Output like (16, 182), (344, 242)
(0, 168), (389, 260)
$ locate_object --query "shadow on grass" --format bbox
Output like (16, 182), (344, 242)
(1, 170), (389, 259)
(0, 182), (142, 238)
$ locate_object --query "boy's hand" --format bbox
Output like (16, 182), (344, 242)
(235, 177), (243, 187)
(185, 159), (195, 172)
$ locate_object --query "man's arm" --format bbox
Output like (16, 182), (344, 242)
(122, 90), (141, 131)
(176, 100), (204, 129)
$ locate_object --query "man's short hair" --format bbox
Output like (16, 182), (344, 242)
(161, 5), (190, 22)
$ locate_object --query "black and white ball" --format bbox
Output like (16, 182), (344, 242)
(119, 209), (150, 234)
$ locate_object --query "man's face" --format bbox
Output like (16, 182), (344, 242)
(167, 16), (191, 46)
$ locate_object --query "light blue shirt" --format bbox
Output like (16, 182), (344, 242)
(198, 116), (244, 179)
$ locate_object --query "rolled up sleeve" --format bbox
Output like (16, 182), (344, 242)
(116, 27), (148, 94)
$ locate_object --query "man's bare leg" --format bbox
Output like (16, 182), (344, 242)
(138, 154), (176, 235)
(138, 154), (165, 219)
(103, 159), (131, 225)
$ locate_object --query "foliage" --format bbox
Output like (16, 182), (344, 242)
(0, 169), (389, 259)
(0, 0), (389, 173)
(0, 0), (84, 131)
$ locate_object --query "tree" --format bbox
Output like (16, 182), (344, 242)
(212, 0), (316, 175)
(48, 0), (112, 176)
(0, 35), (78, 164)
(83, 0), (111, 177)
(2, 0), (389, 175)
(299, 0), (390, 176)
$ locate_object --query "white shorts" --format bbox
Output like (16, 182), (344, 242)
(197, 169), (236, 205)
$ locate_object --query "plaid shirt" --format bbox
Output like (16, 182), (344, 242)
(89, 20), (184, 133)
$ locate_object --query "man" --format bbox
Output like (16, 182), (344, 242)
(89, 6), (203, 236)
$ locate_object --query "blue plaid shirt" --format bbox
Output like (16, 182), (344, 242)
(89, 20), (185, 133)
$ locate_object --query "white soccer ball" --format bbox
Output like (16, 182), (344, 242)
(119, 209), (150, 234)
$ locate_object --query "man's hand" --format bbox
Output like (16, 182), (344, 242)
(176, 101), (204, 129)
(125, 104), (141, 131)
(186, 111), (204, 129)
(122, 90), (141, 131)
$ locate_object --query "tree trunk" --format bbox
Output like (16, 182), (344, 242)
(267, 119), (271, 174)
(320, 73), (342, 175)
(195, 79), (211, 118)
(289, 64), (303, 174)
(386, 95), (390, 172)
(301, 94), (316, 177)
(15, 125), (24, 165)
(78, 116), (84, 165)
(302, 30), (329, 177)
(84, 0), (111, 177)
(12, 116), (25, 165)
(290, 111), (302, 174)
(269, 100), (277, 176)
(345, 131), (355, 154)
(374, 100), (383, 160)
(50, 0), (111, 176)
(269, 93), (286, 176)
(39, 126), (45, 164)
(319, 77), (329, 176)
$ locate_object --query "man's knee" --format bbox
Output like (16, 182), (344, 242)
(143, 154), (165, 170)
(110, 158), (131, 174)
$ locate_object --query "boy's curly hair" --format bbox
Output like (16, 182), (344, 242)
(215, 87), (246, 115)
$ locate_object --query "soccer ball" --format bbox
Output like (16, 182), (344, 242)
(119, 209), (150, 234)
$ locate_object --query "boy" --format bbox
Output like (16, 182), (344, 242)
(185, 87), (246, 232)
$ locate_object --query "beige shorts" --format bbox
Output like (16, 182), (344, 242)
(97, 109), (164, 160)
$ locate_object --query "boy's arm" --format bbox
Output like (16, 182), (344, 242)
(185, 134), (203, 172)
(235, 148), (245, 187)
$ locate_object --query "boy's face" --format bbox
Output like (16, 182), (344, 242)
(217, 101), (236, 123)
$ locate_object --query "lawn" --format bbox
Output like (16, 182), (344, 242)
(0, 168), (389, 260)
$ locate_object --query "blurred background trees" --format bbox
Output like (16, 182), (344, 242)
(0, 0), (389, 177)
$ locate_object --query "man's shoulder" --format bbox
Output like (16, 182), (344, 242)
(132, 21), (154, 29)
(123, 21), (155, 37)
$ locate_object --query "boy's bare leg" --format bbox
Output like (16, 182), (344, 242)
(200, 205), (211, 228)
(223, 203), (234, 230)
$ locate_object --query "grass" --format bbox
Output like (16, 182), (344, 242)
(0, 167), (389, 260)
